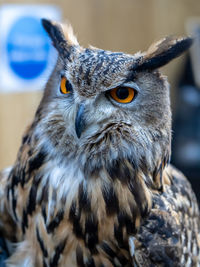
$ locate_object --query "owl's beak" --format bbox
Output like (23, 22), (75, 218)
(75, 103), (86, 138)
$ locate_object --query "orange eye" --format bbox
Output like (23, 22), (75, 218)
(60, 77), (73, 94)
(110, 86), (136, 103)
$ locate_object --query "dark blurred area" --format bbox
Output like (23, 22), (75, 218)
(172, 20), (200, 202)
(0, 238), (8, 267)
(172, 55), (200, 202)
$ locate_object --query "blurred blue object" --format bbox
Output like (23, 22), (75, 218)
(7, 16), (50, 80)
(0, 4), (61, 93)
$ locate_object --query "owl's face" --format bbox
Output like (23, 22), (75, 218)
(37, 19), (192, 181)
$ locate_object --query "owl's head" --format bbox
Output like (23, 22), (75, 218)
(37, 19), (192, 189)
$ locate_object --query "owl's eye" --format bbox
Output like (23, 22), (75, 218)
(60, 77), (73, 94)
(109, 86), (136, 103)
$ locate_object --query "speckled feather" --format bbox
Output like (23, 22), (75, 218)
(0, 19), (199, 267)
(130, 166), (200, 267)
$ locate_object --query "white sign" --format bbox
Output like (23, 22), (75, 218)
(0, 5), (61, 93)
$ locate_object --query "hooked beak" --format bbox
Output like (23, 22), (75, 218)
(75, 103), (86, 138)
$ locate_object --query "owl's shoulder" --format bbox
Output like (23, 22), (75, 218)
(130, 164), (200, 266)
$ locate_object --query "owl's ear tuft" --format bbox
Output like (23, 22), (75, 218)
(41, 18), (78, 60)
(136, 36), (193, 71)
(61, 22), (79, 47)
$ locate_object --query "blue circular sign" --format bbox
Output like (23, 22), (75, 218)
(6, 16), (51, 80)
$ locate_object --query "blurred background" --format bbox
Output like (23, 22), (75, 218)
(0, 0), (199, 201)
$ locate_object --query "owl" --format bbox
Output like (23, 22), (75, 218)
(0, 18), (199, 267)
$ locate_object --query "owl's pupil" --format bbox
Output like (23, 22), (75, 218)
(116, 87), (129, 99)
(66, 80), (73, 92)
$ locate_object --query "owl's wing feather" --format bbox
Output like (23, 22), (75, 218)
(0, 167), (16, 241)
(129, 165), (200, 267)
(0, 167), (17, 264)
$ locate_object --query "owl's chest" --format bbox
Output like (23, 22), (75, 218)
(10, 162), (132, 266)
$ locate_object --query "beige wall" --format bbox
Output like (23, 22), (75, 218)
(0, 0), (200, 169)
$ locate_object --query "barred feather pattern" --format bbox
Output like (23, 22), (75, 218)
(3, 131), (200, 266)
(3, 116), (199, 266)
(5, 119), (155, 267)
